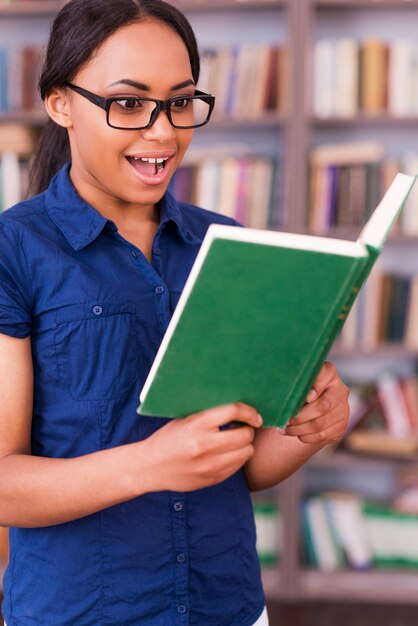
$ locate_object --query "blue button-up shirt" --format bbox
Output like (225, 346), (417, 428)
(0, 164), (265, 626)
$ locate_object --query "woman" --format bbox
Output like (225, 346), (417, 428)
(0, 1), (349, 624)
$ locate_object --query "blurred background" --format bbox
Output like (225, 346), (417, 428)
(1, 1), (418, 625)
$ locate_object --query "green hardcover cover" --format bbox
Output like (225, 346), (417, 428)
(138, 173), (416, 427)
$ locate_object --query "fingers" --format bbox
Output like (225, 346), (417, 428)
(289, 386), (347, 427)
(305, 362), (340, 405)
(285, 364), (350, 444)
(192, 402), (263, 430)
(286, 409), (347, 442)
(292, 417), (348, 444)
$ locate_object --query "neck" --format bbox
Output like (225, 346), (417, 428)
(68, 166), (161, 228)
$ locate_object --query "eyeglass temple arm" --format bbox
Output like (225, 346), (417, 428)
(65, 82), (107, 111)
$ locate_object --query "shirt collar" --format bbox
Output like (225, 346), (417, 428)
(158, 189), (203, 245)
(44, 163), (202, 251)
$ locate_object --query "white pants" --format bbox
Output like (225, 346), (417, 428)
(5, 608), (269, 626)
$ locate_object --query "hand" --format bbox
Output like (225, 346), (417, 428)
(284, 362), (349, 445)
(139, 403), (262, 493)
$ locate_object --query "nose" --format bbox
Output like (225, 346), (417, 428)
(142, 109), (176, 143)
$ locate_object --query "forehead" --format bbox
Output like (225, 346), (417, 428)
(76, 20), (193, 89)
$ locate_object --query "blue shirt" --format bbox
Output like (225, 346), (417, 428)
(0, 164), (265, 626)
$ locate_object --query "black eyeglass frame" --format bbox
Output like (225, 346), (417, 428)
(64, 82), (215, 130)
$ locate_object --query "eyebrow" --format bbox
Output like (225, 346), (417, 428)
(107, 78), (196, 91)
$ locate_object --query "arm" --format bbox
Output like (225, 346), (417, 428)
(245, 362), (349, 491)
(0, 333), (261, 528)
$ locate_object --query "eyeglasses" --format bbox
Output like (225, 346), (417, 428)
(64, 82), (215, 130)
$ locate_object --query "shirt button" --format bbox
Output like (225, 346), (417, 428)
(176, 553), (186, 563)
(131, 250), (137, 258)
(173, 502), (183, 512)
(92, 305), (103, 316)
(176, 604), (187, 615)
(154, 247), (161, 255)
(155, 286), (165, 294)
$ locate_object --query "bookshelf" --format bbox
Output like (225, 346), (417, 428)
(294, 0), (418, 608)
(1, 0), (418, 613)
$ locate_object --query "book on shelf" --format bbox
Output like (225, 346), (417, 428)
(361, 39), (388, 116)
(400, 151), (418, 235)
(253, 499), (281, 566)
(169, 154), (280, 230)
(137, 173), (415, 427)
(313, 37), (418, 119)
(376, 372), (412, 439)
(309, 141), (385, 234)
(302, 496), (344, 572)
(0, 146), (31, 212)
(341, 375), (418, 457)
(310, 142), (418, 236)
(336, 269), (418, 350)
(363, 503), (418, 569)
(0, 44), (43, 113)
(199, 43), (287, 120)
(302, 492), (418, 572)
(322, 493), (373, 570)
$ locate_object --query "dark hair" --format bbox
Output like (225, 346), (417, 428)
(30, 0), (200, 195)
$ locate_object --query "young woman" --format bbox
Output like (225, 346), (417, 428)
(0, 1), (349, 624)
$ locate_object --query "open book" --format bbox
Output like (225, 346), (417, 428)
(138, 173), (416, 428)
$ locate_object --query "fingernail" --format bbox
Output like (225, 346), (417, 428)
(307, 389), (317, 402)
(257, 414), (263, 426)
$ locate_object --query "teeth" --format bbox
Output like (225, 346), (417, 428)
(132, 157), (168, 163)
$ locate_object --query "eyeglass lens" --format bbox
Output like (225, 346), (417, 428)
(108, 97), (210, 129)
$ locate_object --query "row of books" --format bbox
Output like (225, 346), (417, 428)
(336, 262), (418, 352)
(168, 153), (282, 229)
(0, 125), (37, 211)
(0, 45), (43, 113)
(342, 374), (418, 457)
(303, 491), (418, 572)
(199, 44), (287, 119)
(313, 38), (418, 118)
(0, 152), (29, 212)
(253, 498), (281, 566)
(310, 141), (418, 235)
(335, 270), (418, 352)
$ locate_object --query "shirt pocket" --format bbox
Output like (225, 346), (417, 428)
(53, 301), (139, 401)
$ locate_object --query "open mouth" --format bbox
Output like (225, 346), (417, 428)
(126, 156), (170, 176)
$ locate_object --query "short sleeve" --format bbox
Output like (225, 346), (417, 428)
(0, 220), (32, 338)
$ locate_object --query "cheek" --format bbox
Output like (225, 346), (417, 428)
(176, 129), (194, 159)
(73, 121), (130, 171)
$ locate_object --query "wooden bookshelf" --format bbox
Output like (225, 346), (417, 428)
(308, 449), (418, 470)
(0, 111), (46, 126)
(313, 115), (418, 127)
(298, 569), (418, 604)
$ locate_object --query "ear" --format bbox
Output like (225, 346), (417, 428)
(44, 87), (73, 128)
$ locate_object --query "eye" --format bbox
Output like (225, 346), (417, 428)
(116, 98), (143, 111)
(171, 98), (191, 111)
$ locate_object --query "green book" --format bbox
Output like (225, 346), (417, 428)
(138, 173), (416, 427)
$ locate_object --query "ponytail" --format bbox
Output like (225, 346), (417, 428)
(30, 120), (70, 196)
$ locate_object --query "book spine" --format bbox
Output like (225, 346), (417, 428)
(286, 250), (378, 420)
